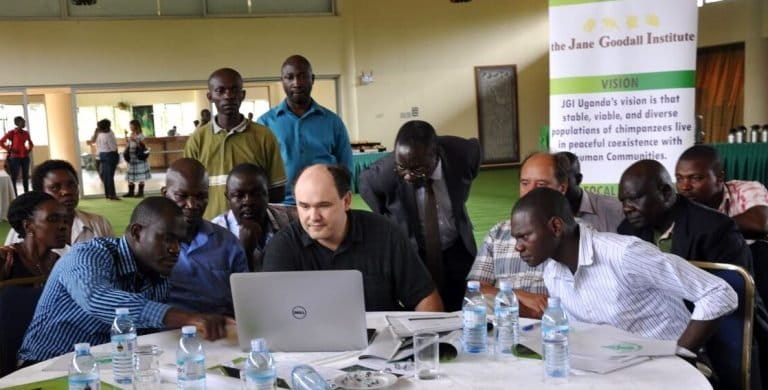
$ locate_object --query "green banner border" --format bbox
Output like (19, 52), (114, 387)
(549, 0), (617, 6)
(550, 70), (695, 94)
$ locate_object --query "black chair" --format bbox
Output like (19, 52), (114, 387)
(691, 261), (754, 390)
(0, 276), (45, 377)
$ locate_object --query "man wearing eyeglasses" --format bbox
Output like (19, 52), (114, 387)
(359, 120), (481, 311)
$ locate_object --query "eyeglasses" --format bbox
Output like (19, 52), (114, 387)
(394, 165), (429, 180)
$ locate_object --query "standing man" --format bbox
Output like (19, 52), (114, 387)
(263, 164), (442, 312)
(1, 116), (33, 195)
(162, 158), (248, 315)
(199, 109), (211, 126)
(359, 120), (480, 311)
(185, 68), (286, 219)
(257, 55), (353, 205)
(212, 163), (293, 271)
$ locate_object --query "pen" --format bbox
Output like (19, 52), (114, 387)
(522, 323), (540, 331)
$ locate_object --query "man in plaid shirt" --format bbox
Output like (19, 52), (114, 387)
(675, 145), (768, 240)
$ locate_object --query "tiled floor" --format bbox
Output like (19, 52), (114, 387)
(80, 169), (166, 198)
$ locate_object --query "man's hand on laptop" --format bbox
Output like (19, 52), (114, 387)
(164, 308), (236, 341)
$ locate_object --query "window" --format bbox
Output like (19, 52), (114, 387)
(697, 0), (723, 7)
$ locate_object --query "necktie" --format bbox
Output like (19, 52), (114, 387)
(420, 179), (443, 286)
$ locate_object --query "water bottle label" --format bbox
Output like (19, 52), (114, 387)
(111, 333), (136, 356)
(177, 357), (206, 381)
(245, 371), (277, 389)
(463, 307), (486, 328)
(68, 378), (101, 390)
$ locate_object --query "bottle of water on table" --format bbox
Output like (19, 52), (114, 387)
(110, 307), (136, 385)
(244, 338), (276, 389)
(177, 325), (206, 389)
(462, 280), (488, 353)
(542, 297), (569, 382)
(68, 343), (100, 390)
(494, 279), (519, 358)
(291, 364), (331, 390)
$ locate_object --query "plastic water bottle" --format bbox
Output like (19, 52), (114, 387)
(244, 338), (276, 389)
(110, 307), (136, 385)
(177, 326), (206, 389)
(68, 343), (100, 390)
(494, 280), (519, 358)
(462, 280), (487, 353)
(542, 297), (569, 382)
(291, 364), (331, 390)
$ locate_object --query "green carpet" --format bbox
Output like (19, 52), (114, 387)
(0, 167), (520, 246)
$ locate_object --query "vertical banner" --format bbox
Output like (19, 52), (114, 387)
(549, 0), (697, 195)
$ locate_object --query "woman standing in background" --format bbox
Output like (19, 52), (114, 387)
(0, 116), (34, 196)
(123, 119), (151, 197)
(90, 119), (120, 200)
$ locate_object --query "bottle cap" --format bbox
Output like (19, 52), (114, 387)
(547, 297), (561, 308)
(115, 308), (129, 315)
(467, 280), (480, 289)
(74, 343), (90, 352)
(251, 338), (268, 352)
(182, 326), (197, 335)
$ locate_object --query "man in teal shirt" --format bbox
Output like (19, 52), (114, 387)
(258, 55), (353, 204)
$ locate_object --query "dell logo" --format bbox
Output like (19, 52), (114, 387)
(292, 306), (308, 319)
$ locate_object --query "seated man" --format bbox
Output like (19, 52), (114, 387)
(162, 158), (248, 315)
(675, 144), (768, 240)
(5, 160), (113, 251)
(468, 152), (623, 317)
(18, 197), (230, 363)
(212, 163), (294, 271)
(511, 187), (736, 355)
(263, 164), (443, 312)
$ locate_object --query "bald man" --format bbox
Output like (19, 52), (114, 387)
(263, 164), (443, 312)
(185, 67), (286, 219)
(257, 55), (353, 205)
(162, 158), (248, 315)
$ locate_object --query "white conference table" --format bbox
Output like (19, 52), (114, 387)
(0, 312), (711, 389)
(0, 171), (15, 220)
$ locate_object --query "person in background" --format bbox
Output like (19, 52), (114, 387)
(18, 197), (232, 364)
(5, 160), (113, 251)
(184, 67), (286, 219)
(0, 116), (33, 195)
(359, 120), (480, 311)
(200, 109), (211, 126)
(0, 192), (70, 282)
(124, 120), (151, 198)
(162, 158), (248, 315)
(89, 119), (120, 201)
(257, 55), (353, 205)
(212, 163), (293, 271)
(263, 164), (443, 312)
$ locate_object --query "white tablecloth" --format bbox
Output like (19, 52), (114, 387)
(0, 171), (14, 221)
(0, 313), (712, 389)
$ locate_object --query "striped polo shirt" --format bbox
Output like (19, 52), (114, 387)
(18, 237), (171, 362)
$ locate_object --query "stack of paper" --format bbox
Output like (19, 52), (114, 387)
(385, 313), (463, 338)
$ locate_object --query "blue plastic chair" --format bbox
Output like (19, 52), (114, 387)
(691, 261), (754, 390)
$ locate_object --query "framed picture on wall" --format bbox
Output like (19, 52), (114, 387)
(132, 105), (155, 137)
(474, 65), (520, 165)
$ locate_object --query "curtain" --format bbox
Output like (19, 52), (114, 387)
(696, 43), (745, 143)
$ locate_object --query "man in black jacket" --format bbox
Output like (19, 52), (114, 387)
(359, 120), (480, 311)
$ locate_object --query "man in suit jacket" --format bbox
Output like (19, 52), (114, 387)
(359, 120), (480, 311)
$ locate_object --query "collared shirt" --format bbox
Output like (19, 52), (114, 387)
(184, 118), (286, 219)
(95, 131), (117, 153)
(211, 208), (280, 243)
(544, 225), (737, 340)
(168, 220), (248, 314)
(414, 159), (458, 249)
(18, 237), (171, 362)
(262, 210), (435, 311)
(466, 220), (547, 294)
(211, 114), (249, 135)
(5, 209), (114, 255)
(0, 128), (33, 158)
(576, 190), (624, 233)
(257, 99), (353, 205)
(719, 180), (768, 217)
(655, 224), (675, 253)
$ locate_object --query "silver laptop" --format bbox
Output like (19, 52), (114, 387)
(231, 270), (368, 352)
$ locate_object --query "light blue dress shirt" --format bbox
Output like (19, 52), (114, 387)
(168, 220), (248, 314)
(257, 99), (353, 204)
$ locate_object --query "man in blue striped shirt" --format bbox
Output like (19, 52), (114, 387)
(18, 197), (232, 363)
(510, 188), (737, 356)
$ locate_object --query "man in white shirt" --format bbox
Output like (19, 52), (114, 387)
(510, 187), (737, 354)
(5, 160), (113, 251)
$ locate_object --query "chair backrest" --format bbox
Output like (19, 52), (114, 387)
(0, 284), (44, 377)
(690, 261), (754, 390)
